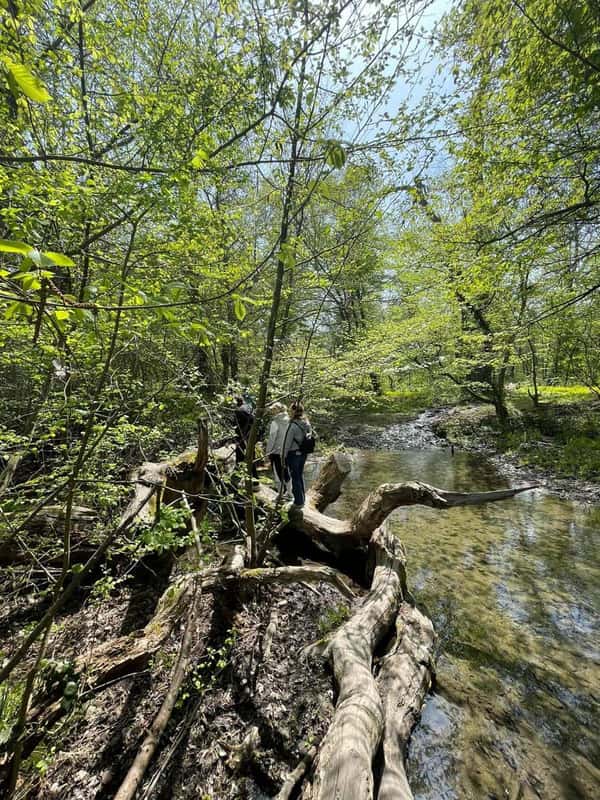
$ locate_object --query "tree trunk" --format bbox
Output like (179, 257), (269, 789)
(377, 603), (436, 800)
(305, 526), (405, 800)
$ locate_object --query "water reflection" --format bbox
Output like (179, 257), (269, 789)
(327, 448), (600, 800)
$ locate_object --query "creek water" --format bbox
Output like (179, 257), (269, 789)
(320, 420), (600, 800)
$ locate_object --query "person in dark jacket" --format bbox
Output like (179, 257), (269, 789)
(283, 401), (312, 507)
(233, 396), (257, 476)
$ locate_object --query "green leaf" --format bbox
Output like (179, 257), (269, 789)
(4, 301), (33, 320)
(0, 239), (31, 256)
(233, 295), (246, 321)
(42, 251), (75, 267)
(190, 322), (211, 345)
(19, 273), (42, 291)
(191, 148), (210, 169)
(279, 243), (295, 269)
(2, 57), (51, 103)
(325, 140), (346, 169)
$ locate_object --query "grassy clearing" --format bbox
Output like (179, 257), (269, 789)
(509, 384), (595, 408)
(334, 388), (434, 415)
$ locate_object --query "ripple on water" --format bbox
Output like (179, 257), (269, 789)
(408, 692), (461, 800)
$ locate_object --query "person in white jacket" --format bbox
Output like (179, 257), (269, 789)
(265, 402), (291, 493)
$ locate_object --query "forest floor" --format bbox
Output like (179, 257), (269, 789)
(0, 511), (352, 799)
(30, 580), (341, 800)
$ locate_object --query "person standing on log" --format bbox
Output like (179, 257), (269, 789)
(233, 395), (258, 478)
(265, 402), (291, 494)
(283, 400), (313, 508)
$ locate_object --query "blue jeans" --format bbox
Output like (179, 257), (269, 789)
(286, 451), (307, 506)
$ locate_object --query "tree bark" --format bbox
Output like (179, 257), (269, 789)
(377, 603), (436, 800)
(305, 526), (405, 800)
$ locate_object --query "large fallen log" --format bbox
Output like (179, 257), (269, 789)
(257, 460), (538, 557)
(304, 526), (405, 800)
(282, 456), (536, 798)
(377, 603), (436, 800)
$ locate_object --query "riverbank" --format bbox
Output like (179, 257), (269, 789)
(333, 393), (600, 503)
(431, 400), (600, 503)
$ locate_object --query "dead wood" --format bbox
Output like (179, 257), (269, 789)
(376, 603), (436, 800)
(10, 444), (539, 799)
(286, 478), (538, 554)
(307, 453), (352, 511)
(304, 527), (406, 800)
(0, 488), (157, 685)
(266, 456), (537, 798)
(350, 481), (539, 541)
(77, 576), (196, 688)
(226, 725), (260, 773)
(276, 744), (319, 800)
(113, 580), (200, 800)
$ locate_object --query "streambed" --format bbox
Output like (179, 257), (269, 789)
(322, 423), (600, 799)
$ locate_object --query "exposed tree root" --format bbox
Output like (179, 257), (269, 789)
(276, 743), (319, 800)
(302, 526), (405, 800)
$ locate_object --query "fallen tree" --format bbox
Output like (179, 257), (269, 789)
(1, 441), (537, 799)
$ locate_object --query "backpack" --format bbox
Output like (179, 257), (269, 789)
(293, 421), (317, 455)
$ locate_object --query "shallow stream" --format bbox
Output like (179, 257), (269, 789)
(324, 419), (600, 800)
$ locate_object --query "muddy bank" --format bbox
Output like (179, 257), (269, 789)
(431, 405), (600, 504)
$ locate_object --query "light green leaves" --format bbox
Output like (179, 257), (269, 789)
(233, 295), (247, 321)
(190, 322), (212, 345)
(0, 240), (74, 267)
(279, 243), (295, 269)
(191, 148), (210, 169)
(324, 140), (346, 169)
(15, 272), (42, 291)
(0, 240), (31, 256)
(42, 252), (76, 268)
(1, 57), (51, 103)
(4, 301), (33, 321)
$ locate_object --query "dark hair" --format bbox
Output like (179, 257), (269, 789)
(290, 400), (304, 419)
(234, 396), (244, 406)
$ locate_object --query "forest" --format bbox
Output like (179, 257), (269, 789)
(0, 0), (599, 798)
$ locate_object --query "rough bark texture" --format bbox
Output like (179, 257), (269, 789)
(305, 526), (406, 800)
(284, 455), (535, 798)
(284, 478), (538, 554)
(307, 453), (353, 511)
(377, 603), (436, 800)
(76, 576), (195, 688)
